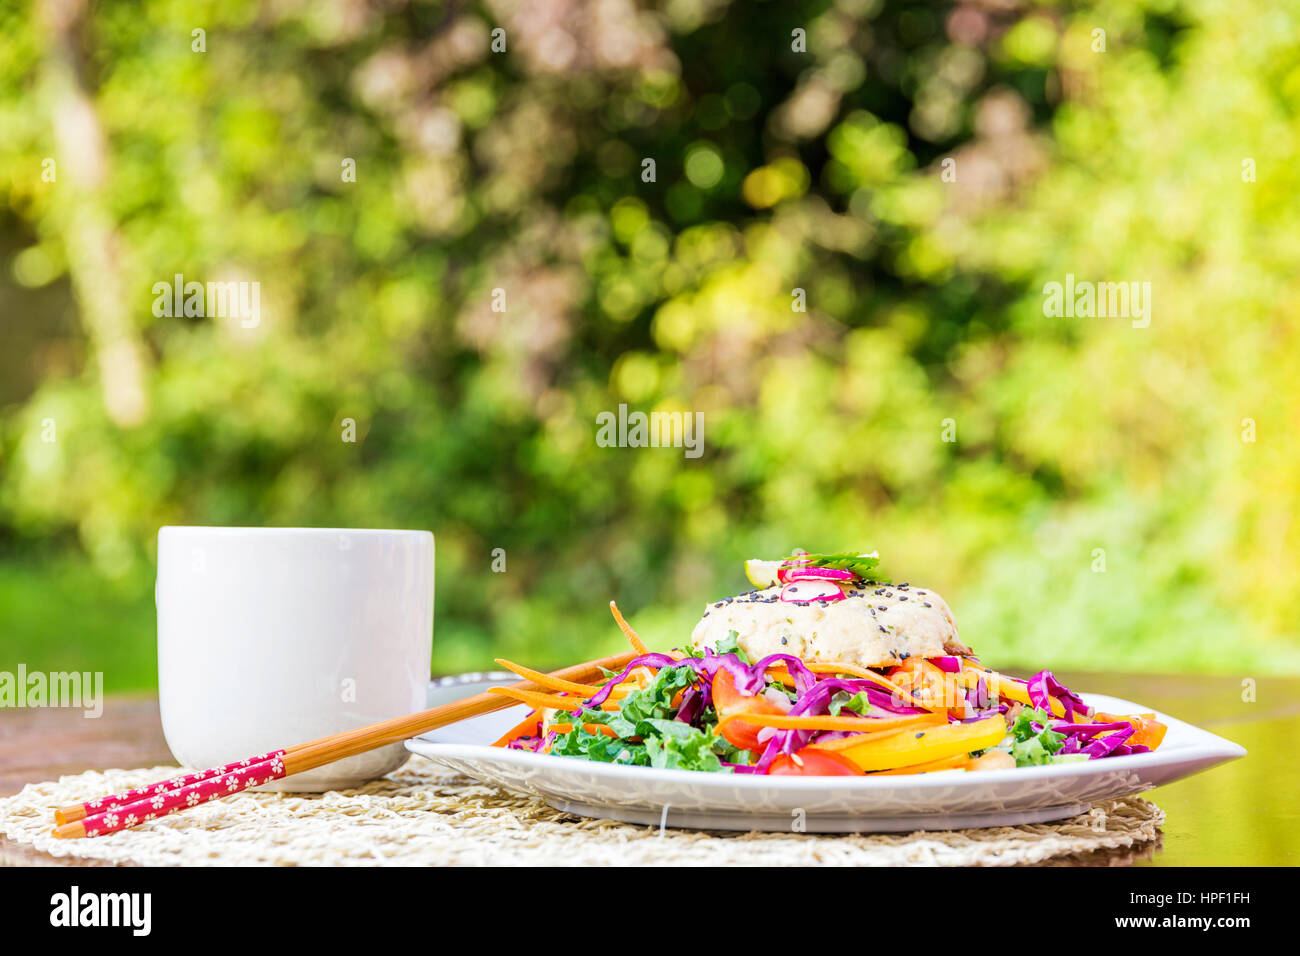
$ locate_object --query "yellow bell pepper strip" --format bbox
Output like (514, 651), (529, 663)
(835, 715), (1007, 773)
(864, 753), (970, 776)
(804, 726), (918, 752)
(716, 710), (944, 735)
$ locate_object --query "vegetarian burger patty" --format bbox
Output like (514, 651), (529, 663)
(689, 583), (971, 669)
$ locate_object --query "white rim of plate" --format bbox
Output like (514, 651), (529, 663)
(409, 689), (1247, 790)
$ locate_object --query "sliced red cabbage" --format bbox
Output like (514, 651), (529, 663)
(749, 653), (818, 696)
(580, 652), (681, 707)
(1052, 721), (1132, 736)
(1026, 669), (1089, 721)
(703, 651), (765, 695)
(1080, 725), (1136, 758)
(958, 709), (1004, 723)
(674, 685), (704, 724)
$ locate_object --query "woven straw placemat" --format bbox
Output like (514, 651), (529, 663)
(0, 757), (1163, 866)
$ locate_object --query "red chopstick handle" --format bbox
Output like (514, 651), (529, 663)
(68, 750), (288, 821)
(64, 753), (288, 839)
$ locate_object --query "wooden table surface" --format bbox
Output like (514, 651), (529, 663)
(2, 673), (1296, 866)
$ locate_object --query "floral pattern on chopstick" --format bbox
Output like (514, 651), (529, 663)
(80, 750), (288, 815)
(80, 753), (288, 837)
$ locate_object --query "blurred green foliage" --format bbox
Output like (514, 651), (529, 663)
(2, 0), (1299, 690)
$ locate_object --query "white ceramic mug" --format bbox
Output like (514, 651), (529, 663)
(156, 527), (434, 791)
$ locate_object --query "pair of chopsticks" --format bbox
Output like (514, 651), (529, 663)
(53, 649), (637, 839)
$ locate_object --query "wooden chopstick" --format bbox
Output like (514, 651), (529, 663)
(52, 650), (636, 839)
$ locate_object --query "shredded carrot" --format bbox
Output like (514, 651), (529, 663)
(717, 710), (945, 734)
(491, 710), (542, 748)
(494, 658), (601, 697)
(889, 657), (925, 679)
(547, 722), (618, 737)
(609, 601), (649, 655)
(488, 686), (615, 712)
(766, 666), (796, 687)
(625, 665), (656, 687)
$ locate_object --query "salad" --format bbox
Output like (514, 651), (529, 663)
(491, 551), (1167, 776)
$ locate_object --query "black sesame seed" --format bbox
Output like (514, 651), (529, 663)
(922, 602), (932, 608)
(915, 732), (925, 739)
(899, 595), (908, 601)
(878, 625), (887, 633)
(780, 636), (788, 645)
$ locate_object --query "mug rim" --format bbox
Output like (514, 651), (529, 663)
(159, 526), (432, 538)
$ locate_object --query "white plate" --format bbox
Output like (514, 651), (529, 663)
(408, 677), (1245, 832)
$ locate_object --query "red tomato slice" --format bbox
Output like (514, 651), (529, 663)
(767, 748), (863, 776)
(712, 669), (787, 752)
